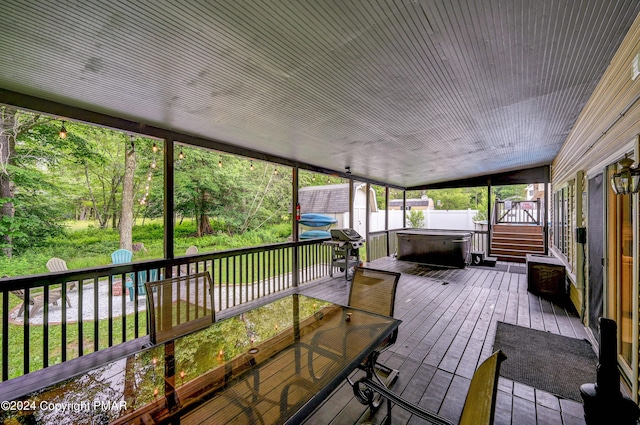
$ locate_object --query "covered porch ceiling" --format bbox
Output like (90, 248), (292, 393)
(1, 1), (639, 189)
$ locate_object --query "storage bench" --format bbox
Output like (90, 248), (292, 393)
(526, 254), (567, 303)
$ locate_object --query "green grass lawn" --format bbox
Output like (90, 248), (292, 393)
(0, 219), (325, 380)
(2, 311), (147, 380)
(1, 219), (292, 277)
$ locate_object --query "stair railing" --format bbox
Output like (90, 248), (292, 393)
(494, 199), (541, 225)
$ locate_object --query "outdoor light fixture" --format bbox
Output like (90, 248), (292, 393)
(610, 155), (640, 195)
(59, 121), (67, 139)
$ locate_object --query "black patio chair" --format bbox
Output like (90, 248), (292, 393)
(308, 267), (401, 408)
(145, 271), (215, 344)
(347, 267), (401, 382)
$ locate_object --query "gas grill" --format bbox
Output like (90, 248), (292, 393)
(323, 229), (365, 280)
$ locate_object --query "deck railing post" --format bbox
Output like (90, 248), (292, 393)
(292, 167), (299, 287)
(365, 182), (371, 263)
(385, 187), (390, 257)
(164, 138), (175, 277)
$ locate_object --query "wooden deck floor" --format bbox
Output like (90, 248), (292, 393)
(298, 258), (590, 425)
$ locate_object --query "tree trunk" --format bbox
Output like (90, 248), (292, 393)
(123, 355), (137, 410)
(0, 108), (16, 258)
(84, 164), (105, 227)
(120, 137), (136, 250)
(197, 189), (213, 236)
(199, 214), (213, 236)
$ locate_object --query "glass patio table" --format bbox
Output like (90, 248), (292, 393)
(1, 294), (400, 425)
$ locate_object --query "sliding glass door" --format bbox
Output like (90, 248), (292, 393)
(606, 163), (634, 375)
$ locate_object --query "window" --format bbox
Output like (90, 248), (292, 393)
(553, 182), (575, 263)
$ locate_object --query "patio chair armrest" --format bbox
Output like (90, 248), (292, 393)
(353, 375), (454, 425)
(352, 350), (506, 425)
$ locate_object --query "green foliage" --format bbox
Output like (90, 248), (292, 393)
(425, 187), (482, 210)
(298, 170), (348, 188)
(174, 148), (291, 235)
(493, 184), (528, 200)
(0, 219), (295, 277)
(1, 110), (297, 265)
(407, 209), (425, 228)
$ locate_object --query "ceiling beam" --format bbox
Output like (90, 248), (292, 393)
(406, 165), (550, 191)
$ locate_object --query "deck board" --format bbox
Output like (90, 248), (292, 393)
(300, 258), (588, 425)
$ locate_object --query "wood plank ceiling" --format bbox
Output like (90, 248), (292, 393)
(0, 1), (639, 188)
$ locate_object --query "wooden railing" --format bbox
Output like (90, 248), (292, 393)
(0, 239), (332, 382)
(494, 199), (542, 225)
(471, 230), (489, 253)
(368, 229), (406, 262)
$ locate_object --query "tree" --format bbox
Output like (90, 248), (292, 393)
(175, 147), (237, 236)
(0, 107), (67, 257)
(120, 137), (136, 250)
(492, 184), (528, 200)
(240, 161), (290, 234)
(0, 107), (17, 257)
(174, 148), (291, 237)
(407, 209), (425, 228)
(58, 124), (159, 239)
(62, 125), (124, 229)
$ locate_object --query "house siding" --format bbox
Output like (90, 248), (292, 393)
(551, 11), (640, 401)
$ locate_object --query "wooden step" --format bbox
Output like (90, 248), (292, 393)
(491, 240), (544, 251)
(490, 246), (544, 257)
(490, 246), (545, 256)
(493, 224), (544, 234)
(492, 235), (544, 244)
(492, 253), (528, 263)
(492, 232), (544, 241)
(489, 223), (546, 262)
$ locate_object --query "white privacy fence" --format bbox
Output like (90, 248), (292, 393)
(349, 208), (479, 235)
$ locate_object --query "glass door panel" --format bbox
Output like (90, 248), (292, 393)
(607, 163), (634, 370)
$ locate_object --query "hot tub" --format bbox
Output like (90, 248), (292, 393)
(396, 229), (473, 268)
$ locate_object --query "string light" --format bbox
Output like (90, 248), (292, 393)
(218, 157), (223, 168)
(178, 150), (185, 160)
(59, 121), (67, 139)
(274, 167), (279, 175)
(250, 160), (254, 171)
(141, 167), (153, 204)
(141, 143), (157, 205)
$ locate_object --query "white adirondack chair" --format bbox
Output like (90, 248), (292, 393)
(46, 257), (77, 291)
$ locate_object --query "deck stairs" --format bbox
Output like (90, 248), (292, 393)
(490, 224), (545, 262)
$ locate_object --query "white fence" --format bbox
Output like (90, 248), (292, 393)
(301, 209), (479, 236)
(352, 209), (479, 235)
